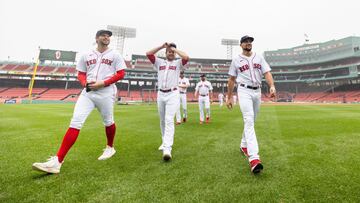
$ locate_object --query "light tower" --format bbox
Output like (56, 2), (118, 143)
(107, 25), (136, 55)
(221, 39), (239, 59)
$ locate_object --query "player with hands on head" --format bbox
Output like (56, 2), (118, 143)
(146, 42), (189, 161)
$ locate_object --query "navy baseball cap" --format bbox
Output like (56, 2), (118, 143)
(96, 30), (112, 37)
(169, 43), (177, 48)
(240, 35), (254, 44)
(200, 74), (206, 77)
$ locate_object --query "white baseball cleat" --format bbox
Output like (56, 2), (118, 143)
(98, 146), (116, 160)
(32, 156), (62, 174)
(158, 144), (164, 151)
(163, 150), (172, 161)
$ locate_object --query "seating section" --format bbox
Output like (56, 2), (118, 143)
(291, 91), (360, 103)
(134, 59), (153, 70)
(125, 61), (132, 68)
(1, 64), (17, 71)
(13, 65), (31, 72)
(53, 67), (68, 74)
(37, 66), (56, 74)
(0, 87), (358, 103)
(0, 88), (48, 98)
(217, 65), (229, 73)
(201, 65), (217, 72)
(38, 89), (81, 100)
(65, 67), (77, 74)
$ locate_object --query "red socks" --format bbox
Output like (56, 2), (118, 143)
(105, 123), (116, 147)
(56, 124), (116, 162)
(56, 128), (80, 163)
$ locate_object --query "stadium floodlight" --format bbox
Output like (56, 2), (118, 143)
(221, 39), (239, 59)
(107, 25), (136, 55)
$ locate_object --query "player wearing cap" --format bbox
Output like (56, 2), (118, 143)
(32, 30), (127, 173)
(175, 71), (190, 124)
(195, 74), (213, 124)
(146, 43), (189, 161)
(227, 35), (276, 174)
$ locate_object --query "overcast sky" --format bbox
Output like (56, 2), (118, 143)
(0, 0), (359, 62)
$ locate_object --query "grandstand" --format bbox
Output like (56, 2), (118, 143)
(264, 36), (360, 102)
(0, 36), (359, 104)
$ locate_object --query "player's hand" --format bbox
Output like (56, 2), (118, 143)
(88, 81), (105, 90)
(269, 86), (276, 98)
(226, 100), (233, 110)
(85, 81), (95, 92)
(162, 42), (169, 49)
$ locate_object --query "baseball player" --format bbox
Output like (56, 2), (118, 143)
(194, 74), (213, 124)
(218, 92), (224, 107)
(227, 35), (276, 174)
(146, 42), (189, 161)
(32, 30), (127, 173)
(175, 71), (190, 124)
(233, 95), (237, 105)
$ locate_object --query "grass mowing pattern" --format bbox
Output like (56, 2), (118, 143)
(0, 103), (359, 202)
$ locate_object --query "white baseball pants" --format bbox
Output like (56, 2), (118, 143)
(176, 93), (187, 122)
(219, 99), (224, 107)
(69, 86), (117, 129)
(198, 95), (210, 122)
(157, 90), (180, 152)
(238, 86), (261, 161)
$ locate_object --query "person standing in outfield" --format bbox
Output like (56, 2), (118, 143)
(218, 92), (224, 107)
(227, 35), (276, 174)
(32, 30), (127, 174)
(195, 74), (213, 124)
(146, 42), (189, 161)
(233, 95), (237, 105)
(176, 71), (190, 124)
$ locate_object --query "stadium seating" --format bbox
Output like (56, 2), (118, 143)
(13, 65), (31, 72)
(36, 89), (81, 100)
(201, 65), (217, 72)
(37, 66), (56, 74)
(66, 67), (77, 74)
(0, 88), (48, 99)
(134, 60), (153, 70)
(54, 67), (69, 74)
(217, 65), (229, 73)
(0, 87), (10, 93)
(187, 63), (200, 72)
(125, 61), (132, 68)
(1, 64), (17, 71)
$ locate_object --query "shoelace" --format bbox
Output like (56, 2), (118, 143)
(47, 156), (57, 162)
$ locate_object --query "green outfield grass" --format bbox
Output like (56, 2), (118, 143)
(0, 103), (360, 202)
